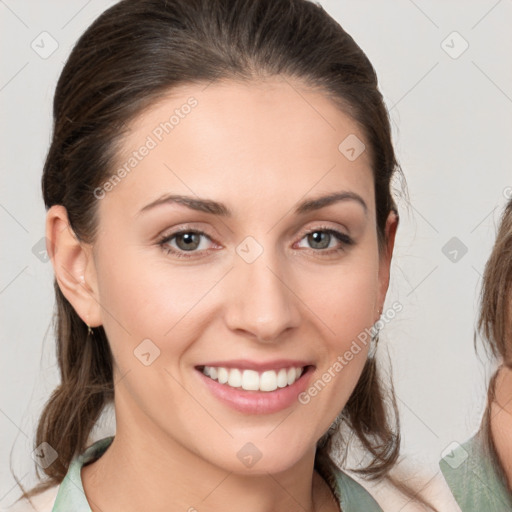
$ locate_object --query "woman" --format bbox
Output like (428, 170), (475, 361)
(7, 0), (442, 510)
(440, 198), (512, 510)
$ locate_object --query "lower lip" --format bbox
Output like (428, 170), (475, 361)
(196, 366), (314, 415)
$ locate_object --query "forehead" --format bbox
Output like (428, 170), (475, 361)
(101, 78), (374, 217)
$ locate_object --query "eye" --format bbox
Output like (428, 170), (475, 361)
(157, 226), (354, 260)
(296, 227), (354, 255)
(158, 230), (216, 259)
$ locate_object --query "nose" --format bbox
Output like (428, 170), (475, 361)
(224, 248), (301, 343)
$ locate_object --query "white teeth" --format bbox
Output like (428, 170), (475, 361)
(228, 368), (242, 388)
(201, 365), (305, 392)
(260, 370), (278, 392)
(277, 368), (288, 388)
(242, 369), (260, 391)
(218, 367), (229, 384)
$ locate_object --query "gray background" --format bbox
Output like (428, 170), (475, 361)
(1, 0), (511, 504)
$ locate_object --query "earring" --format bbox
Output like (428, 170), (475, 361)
(368, 306), (384, 357)
(327, 410), (343, 434)
(317, 410), (343, 448)
(87, 324), (94, 336)
(368, 323), (380, 359)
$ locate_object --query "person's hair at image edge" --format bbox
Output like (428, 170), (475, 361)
(477, 197), (512, 492)
(11, 0), (432, 507)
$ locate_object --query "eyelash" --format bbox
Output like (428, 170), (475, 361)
(157, 226), (354, 260)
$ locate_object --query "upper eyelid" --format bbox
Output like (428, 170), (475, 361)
(159, 223), (350, 237)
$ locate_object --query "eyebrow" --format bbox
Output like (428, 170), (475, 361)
(138, 191), (368, 217)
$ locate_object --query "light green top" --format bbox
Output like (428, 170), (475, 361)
(51, 436), (383, 511)
(439, 433), (512, 511)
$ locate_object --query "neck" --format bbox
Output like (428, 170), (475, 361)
(81, 396), (337, 512)
(490, 365), (512, 490)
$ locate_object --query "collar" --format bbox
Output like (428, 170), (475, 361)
(51, 436), (114, 511)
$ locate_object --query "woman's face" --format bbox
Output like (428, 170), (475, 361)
(77, 78), (395, 474)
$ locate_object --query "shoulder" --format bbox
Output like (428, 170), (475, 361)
(439, 433), (512, 511)
(1, 486), (59, 512)
(356, 465), (463, 512)
(1, 436), (113, 512)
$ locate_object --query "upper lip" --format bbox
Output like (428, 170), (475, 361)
(196, 359), (314, 371)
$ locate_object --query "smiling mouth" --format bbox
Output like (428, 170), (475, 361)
(196, 365), (312, 392)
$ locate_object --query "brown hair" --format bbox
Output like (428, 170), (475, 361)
(477, 198), (512, 489)
(478, 199), (512, 364)
(15, 0), (409, 504)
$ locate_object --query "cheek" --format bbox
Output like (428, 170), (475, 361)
(94, 246), (221, 361)
(300, 263), (379, 342)
(93, 250), (205, 416)
(296, 268), (378, 432)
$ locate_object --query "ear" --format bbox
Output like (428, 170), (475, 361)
(45, 205), (102, 327)
(376, 210), (399, 319)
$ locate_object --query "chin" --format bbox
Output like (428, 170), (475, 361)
(202, 437), (313, 476)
